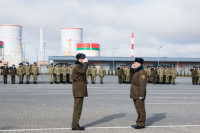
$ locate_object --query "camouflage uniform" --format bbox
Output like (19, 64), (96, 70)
(54, 65), (60, 83)
(122, 67), (127, 83)
(47, 64), (54, 83)
(31, 64), (39, 83)
(24, 65), (31, 83)
(171, 68), (177, 84)
(159, 67), (164, 83)
(99, 67), (106, 84)
(61, 66), (68, 83)
(68, 66), (73, 83)
(165, 68), (170, 84)
(197, 68), (200, 84)
(126, 66), (131, 83)
(91, 67), (97, 83)
(17, 64), (24, 84)
(86, 67), (90, 83)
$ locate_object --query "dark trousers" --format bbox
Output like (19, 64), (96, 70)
(134, 99), (146, 127)
(11, 76), (15, 84)
(3, 75), (7, 84)
(192, 76), (196, 85)
(169, 76), (172, 84)
(66, 74), (69, 82)
(72, 97), (84, 129)
(118, 76), (122, 84)
(152, 76), (156, 84)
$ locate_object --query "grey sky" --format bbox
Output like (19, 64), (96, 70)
(0, 0), (200, 63)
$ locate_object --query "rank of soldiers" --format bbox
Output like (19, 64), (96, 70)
(0, 62), (107, 84)
(144, 65), (177, 85)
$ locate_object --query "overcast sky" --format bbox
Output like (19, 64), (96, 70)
(0, 0), (200, 63)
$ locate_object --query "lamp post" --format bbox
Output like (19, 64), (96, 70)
(44, 43), (45, 75)
(157, 46), (162, 65)
(112, 51), (115, 72)
(176, 52), (180, 72)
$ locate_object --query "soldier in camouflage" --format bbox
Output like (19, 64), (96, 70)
(126, 66), (131, 84)
(91, 65), (97, 84)
(68, 64), (73, 84)
(99, 66), (106, 84)
(54, 64), (60, 84)
(31, 62), (39, 84)
(17, 63), (24, 84)
(24, 62), (31, 84)
(47, 63), (54, 84)
(86, 67), (90, 84)
(61, 64), (68, 84)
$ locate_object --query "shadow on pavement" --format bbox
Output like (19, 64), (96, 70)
(0, 126), (14, 130)
(146, 113), (167, 126)
(83, 113), (126, 127)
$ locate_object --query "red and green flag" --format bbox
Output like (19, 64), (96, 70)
(0, 41), (3, 48)
(77, 43), (99, 50)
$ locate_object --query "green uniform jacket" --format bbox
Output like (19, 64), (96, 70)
(47, 66), (54, 74)
(99, 68), (106, 76)
(126, 67), (130, 76)
(31, 65), (39, 75)
(0, 66), (9, 75)
(91, 68), (97, 76)
(9, 67), (17, 76)
(152, 69), (157, 76)
(17, 66), (24, 76)
(24, 66), (31, 75)
(117, 68), (124, 76)
(197, 70), (200, 76)
(130, 65), (147, 100)
(165, 69), (170, 77)
(61, 67), (68, 75)
(171, 69), (177, 77)
(72, 61), (89, 97)
(190, 69), (197, 77)
(86, 68), (91, 76)
(69, 67), (73, 75)
(54, 66), (60, 75)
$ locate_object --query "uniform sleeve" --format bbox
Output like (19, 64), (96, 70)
(139, 71), (147, 97)
(74, 63), (89, 74)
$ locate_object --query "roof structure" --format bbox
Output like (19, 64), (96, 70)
(49, 56), (200, 63)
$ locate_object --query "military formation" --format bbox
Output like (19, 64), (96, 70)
(145, 65), (177, 85)
(190, 66), (200, 85)
(117, 65), (132, 84)
(0, 62), (39, 84)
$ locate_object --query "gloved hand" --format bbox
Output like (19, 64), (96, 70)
(131, 64), (134, 68)
(37, 73), (39, 76)
(83, 58), (88, 63)
(139, 97), (144, 100)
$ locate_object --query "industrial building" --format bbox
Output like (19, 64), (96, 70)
(0, 25), (23, 66)
(48, 56), (200, 74)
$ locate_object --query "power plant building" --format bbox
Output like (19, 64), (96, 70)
(60, 28), (83, 56)
(0, 25), (23, 56)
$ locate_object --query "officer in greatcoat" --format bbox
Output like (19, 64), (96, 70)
(9, 64), (17, 84)
(130, 57), (147, 129)
(71, 53), (88, 131)
(190, 66), (197, 85)
(117, 66), (124, 84)
(1, 64), (9, 84)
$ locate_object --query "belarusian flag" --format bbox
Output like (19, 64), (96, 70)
(77, 43), (99, 50)
(0, 41), (3, 48)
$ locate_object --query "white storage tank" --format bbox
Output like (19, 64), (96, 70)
(60, 28), (83, 56)
(0, 25), (23, 56)
(76, 43), (100, 57)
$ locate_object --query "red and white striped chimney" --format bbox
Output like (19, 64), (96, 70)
(131, 32), (135, 57)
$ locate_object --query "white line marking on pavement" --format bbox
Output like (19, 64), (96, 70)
(1, 125), (200, 132)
